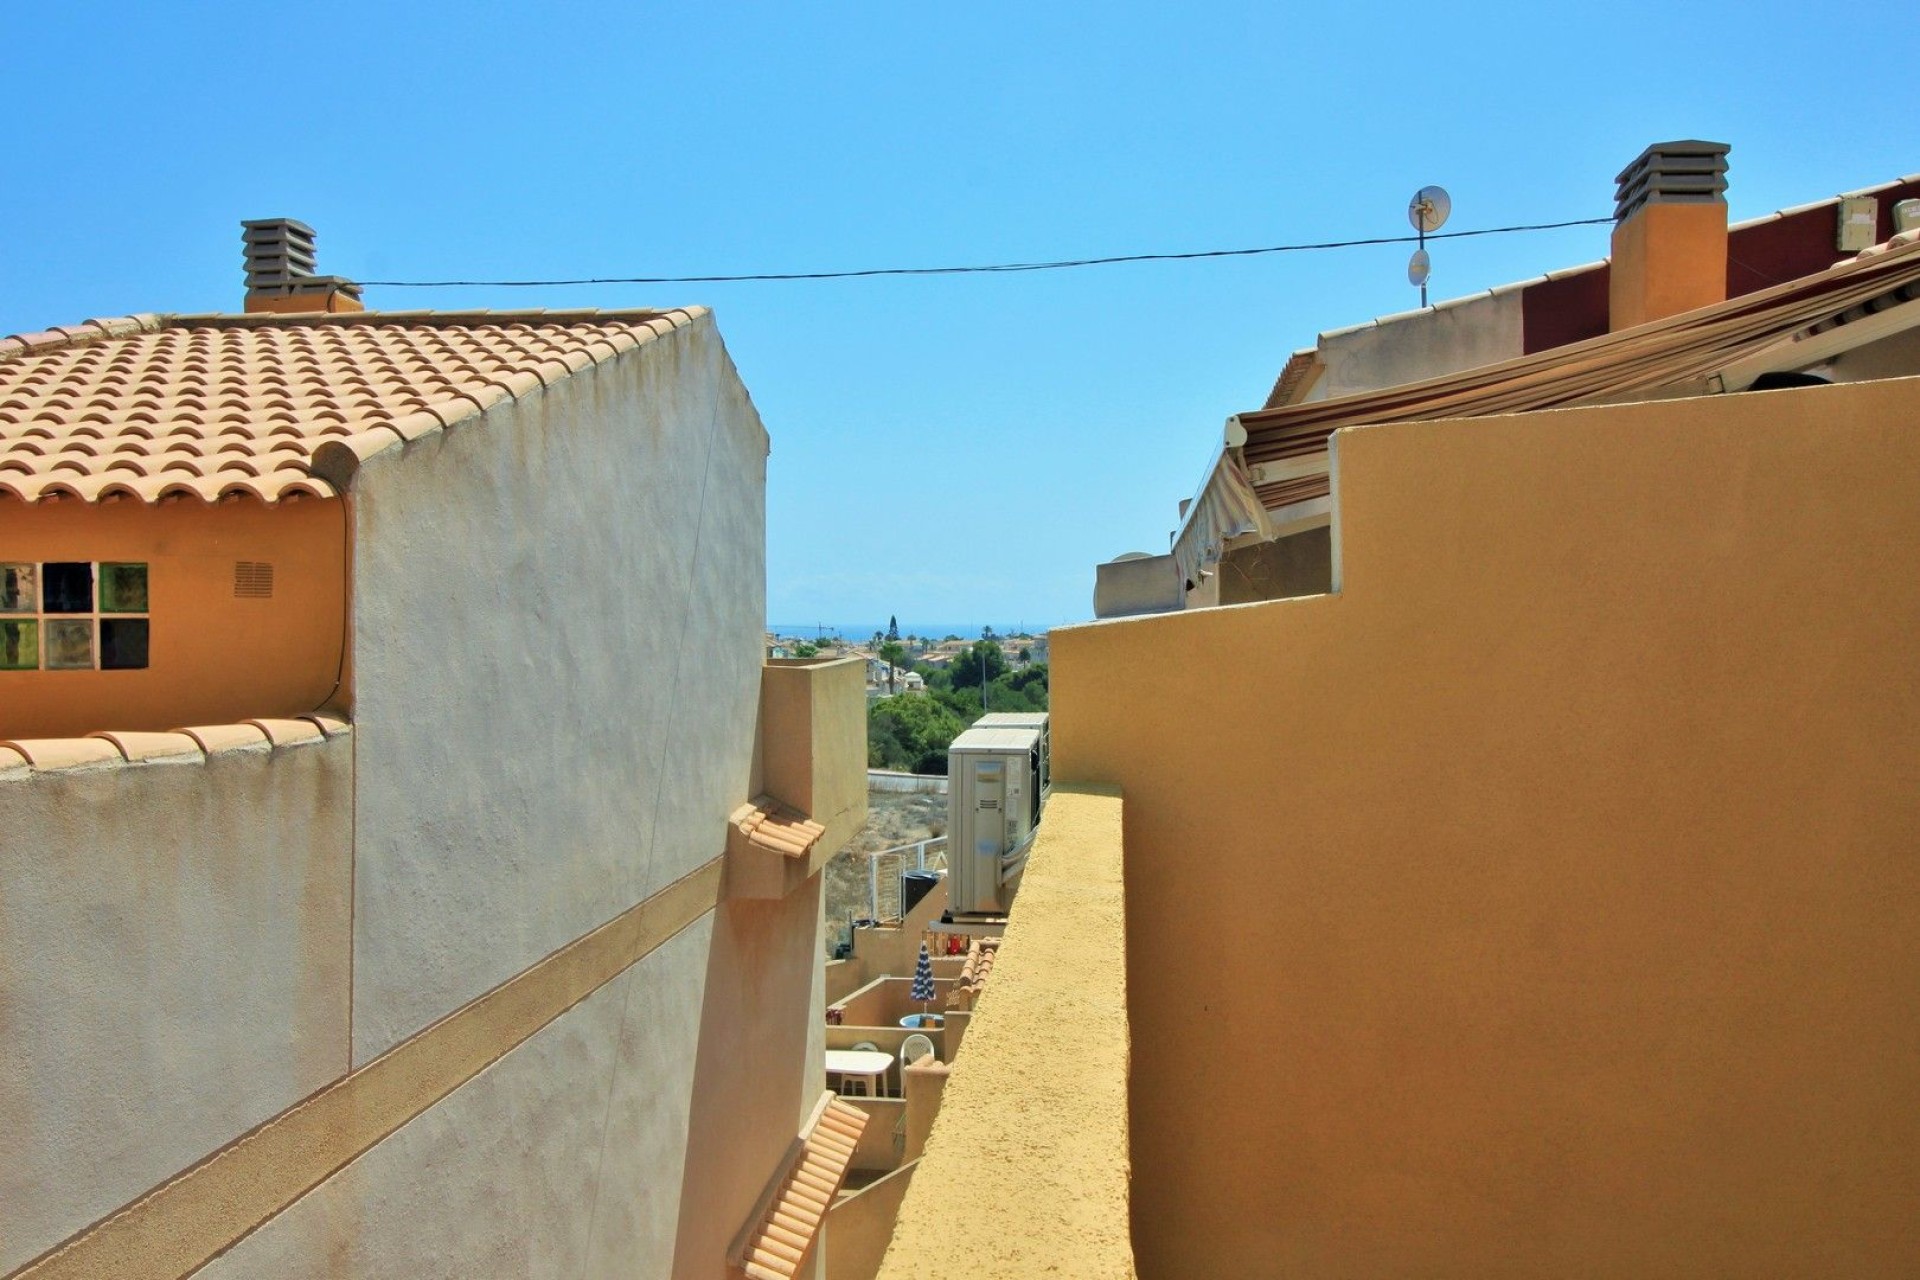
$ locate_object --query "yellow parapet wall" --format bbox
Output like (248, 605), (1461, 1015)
(1053, 377), (1920, 1278)
(877, 786), (1134, 1280)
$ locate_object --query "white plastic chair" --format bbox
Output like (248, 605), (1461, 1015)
(900, 1033), (936, 1070)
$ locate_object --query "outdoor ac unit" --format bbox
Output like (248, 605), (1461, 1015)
(946, 716), (1049, 916)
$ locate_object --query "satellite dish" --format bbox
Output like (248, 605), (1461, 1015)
(1407, 186), (1452, 233)
(1408, 249), (1431, 287)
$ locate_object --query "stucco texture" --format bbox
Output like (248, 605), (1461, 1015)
(670, 879), (829, 1280)
(879, 788), (1132, 1280)
(826, 1161), (917, 1280)
(1312, 287), (1521, 401)
(196, 916), (714, 1279)
(0, 738), (352, 1275)
(761, 656), (869, 862)
(347, 312), (769, 1062)
(1052, 377), (1920, 1277)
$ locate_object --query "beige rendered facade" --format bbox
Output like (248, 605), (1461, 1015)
(890, 148), (1920, 1276)
(1, 307), (866, 1278)
(888, 375), (1920, 1276)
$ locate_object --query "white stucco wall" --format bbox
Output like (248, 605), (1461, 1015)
(1311, 288), (1523, 401)
(196, 915), (714, 1279)
(347, 313), (769, 1063)
(0, 739), (352, 1274)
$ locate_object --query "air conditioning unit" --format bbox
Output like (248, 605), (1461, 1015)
(946, 715), (1049, 917)
(973, 711), (1050, 800)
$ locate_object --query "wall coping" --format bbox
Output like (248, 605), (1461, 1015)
(876, 786), (1134, 1279)
(0, 714), (349, 782)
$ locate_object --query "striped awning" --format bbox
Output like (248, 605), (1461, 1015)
(1230, 230), (1920, 512)
(1169, 447), (1275, 592)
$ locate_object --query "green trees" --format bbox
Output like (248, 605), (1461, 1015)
(989, 662), (1049, 712)
(866, 662), (1049, 773)
(877, 640), (908, 694)
(864, 622), (1050, 774)
(868, 692), (970, 774)
(945, 639), (1008, 693)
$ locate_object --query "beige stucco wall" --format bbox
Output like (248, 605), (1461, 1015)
(1052, 377), (1920, 1277)
(669, 880), (831, 1280)
(829, 877), (952, 1003)
(0, 737), (352, 1275)
(195, 915), (713, 1279)
(347, 311), (769, 1062)
(826, 1161), (917, 1280)
(1311, 287), (1521, 401)
(1, 313), (847, 1280)
(1217, 524), (1331, 604)
(879, 788), (1133, 1280)
(763, 656), (869, 859)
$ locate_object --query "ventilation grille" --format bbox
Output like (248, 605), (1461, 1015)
(978, 799), (1000, 811)
(241, 218), (318, 288)
(234, 561), (274, 598)
(1614, 140), (1730, 223)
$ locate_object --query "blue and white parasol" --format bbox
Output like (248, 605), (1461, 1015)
(911, 941), (936, 1015)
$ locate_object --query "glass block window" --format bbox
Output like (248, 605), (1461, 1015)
(100, 563), (148, 612)
(0, 563), (35, 613)
(0, 561), (150, 670)
(0, 618), (35, 670)
(42, 562), (93, 613)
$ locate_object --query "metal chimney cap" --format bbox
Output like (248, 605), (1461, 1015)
(1614, 140), (1730, 223)
(1613, 140), (1731, 186)
(240, 217), (317, 236)
(240, 217), (361, 306)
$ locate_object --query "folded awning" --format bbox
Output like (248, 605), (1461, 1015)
(1228, 230), (1920, 512)
(1169, 445), (1275, 592)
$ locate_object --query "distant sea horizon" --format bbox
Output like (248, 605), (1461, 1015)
(766, 621), (1055, 641)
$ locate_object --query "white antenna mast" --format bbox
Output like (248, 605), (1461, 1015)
(1406, 185), (1452, 307)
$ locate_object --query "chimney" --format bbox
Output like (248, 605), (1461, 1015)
(1609, 140), (1729, 331)
(241, 218), (365, 314)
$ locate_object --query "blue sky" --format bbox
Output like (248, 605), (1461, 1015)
(3, 3), (1914, 628)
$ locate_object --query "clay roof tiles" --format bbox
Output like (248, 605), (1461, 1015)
(0, 307), (704, 504)
(732, 1095), (869, 1280)
(957, 937), (1001, 1001)
(728, 796), (829, 861)
(0, 713), (348, 778)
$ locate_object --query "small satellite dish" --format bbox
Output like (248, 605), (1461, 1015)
(1407, 249), (1431, 287)
(1408, 186), (1452, 234)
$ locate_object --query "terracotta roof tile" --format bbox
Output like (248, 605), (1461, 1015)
(956, 938), (1001, 1006)
(177, 723), (273, 755)
(89, 730), (205, 763)
(728, 795), (828, 861)
(732, 1095), (869, 1280)
(245, 717), (325, 748)
(0, 716), (349, 783)
(1, 737), (126, 771)
(0, 307), (705, 504)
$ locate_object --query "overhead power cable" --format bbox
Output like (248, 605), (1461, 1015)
(358, 216), (1612, 288)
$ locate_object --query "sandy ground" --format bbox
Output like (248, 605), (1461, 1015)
(824, 789), (947, 928)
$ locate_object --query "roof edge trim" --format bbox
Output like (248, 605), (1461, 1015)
(0, 714), (349, 782)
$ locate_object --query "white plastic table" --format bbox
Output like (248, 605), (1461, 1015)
(825, 1048), (893, 1098)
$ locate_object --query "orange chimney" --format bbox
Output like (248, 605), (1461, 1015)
(242, 218), (365, 314)
(1608, 141), (1729, 331)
